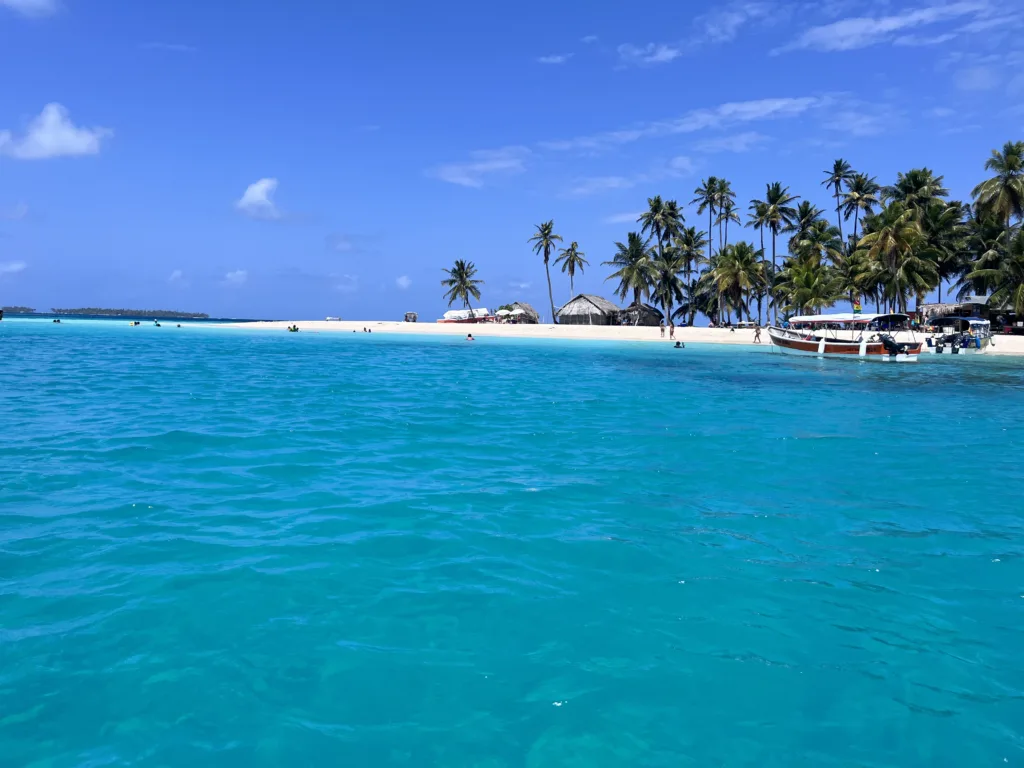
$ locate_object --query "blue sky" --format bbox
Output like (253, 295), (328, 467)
(1, 0), (1022, 320)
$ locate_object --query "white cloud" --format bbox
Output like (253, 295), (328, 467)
(567, 156), (694, 197)
(955, 66), (999, 91)
(509, 281), (532, 289)
(541, 96), (820, 152)
(538, 53), (573, 64)
(140, 42), (196, 53)
(617, 42), (683, 65)
(698, 2), (772, 42)
(893, 32), (957, 46)
(396, 275), (411, 290)
(604, 212), (643, 224)
(774, 2), (990, 53)
(696, 131), (768, 152)
(429, 146), (529, 188)
(0, 0), (57, 17)
(0, 260), (27, 276)
(169, 269), (183, 282)
(235, 178), (280, 219)
(0, 202), (28, 220)
(668, 155), (695, 174)
(224, 269), (248, 285)
(928, 106), (956, 117)
(0, 103), (111, 160)
(334, 274), (358, 293)
(581, 35), (598, 43)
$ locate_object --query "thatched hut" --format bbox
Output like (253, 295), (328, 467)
(619, 301), (664, 327)
(509, 302), (540, 324)
(555, 294), (620, 325)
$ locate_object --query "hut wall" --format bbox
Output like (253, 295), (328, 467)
(559, 312), (613, 326)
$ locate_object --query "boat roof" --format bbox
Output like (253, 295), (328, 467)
(933, 315), (990, 326)
(788, 312), (909, 324)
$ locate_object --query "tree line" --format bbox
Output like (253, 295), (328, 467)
(442, 141), (1024, 325)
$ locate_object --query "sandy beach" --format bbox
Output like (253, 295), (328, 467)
(228, 319), (1024, 357)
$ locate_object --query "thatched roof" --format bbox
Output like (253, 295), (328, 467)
(621, 301), (664, 319)
(556, 294), (620, 318)
(511, 301), (540, 322)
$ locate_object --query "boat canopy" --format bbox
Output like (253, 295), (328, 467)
(442, 308), (492, 320)
(788, 312), (910, 325)
(932, 316), (990, 330)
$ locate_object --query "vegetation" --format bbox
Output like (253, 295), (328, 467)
(442, 141), (1024, 327)
(441, 260), (484, 314)
(50, 308), (209, 318)
(2, 306), (35, 313)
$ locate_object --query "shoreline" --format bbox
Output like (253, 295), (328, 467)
(226, 319), (1024, 357)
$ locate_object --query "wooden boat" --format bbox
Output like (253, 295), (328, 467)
(923, 316), (992, 355)
(437, 308), (495, 324)
(768, 313), (923, 362)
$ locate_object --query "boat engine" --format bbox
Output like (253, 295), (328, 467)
(879, 333), (908, 356)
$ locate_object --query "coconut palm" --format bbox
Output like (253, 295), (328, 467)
(822, 159), (855, 241)
(920, 201), (968, 303)
(715, 178), (738, 252)
(711, 242), (761, 321)
(841, 173), (881, 241)
(971, 141), (1024, 225)
(785, 201), (825, 256)
(775, 258), (841, 315)
(652, 251), (687, 325)
(528, 220), (563, 324)
(672, 226), (710, 326)
(858, 203), (938, 313)
(882, 168), (949, 216)
(604, 232), (656, 307)
(965, 227), (1024, 312)
(832, 247), (872, 310)
(792, 219), (843, 266)
(441, 260), (484, 314)
(639, 196), (684, 264)
(554, 241), (589, 296)
(760, 182), (800, 324)
(691, 177), (719, 266)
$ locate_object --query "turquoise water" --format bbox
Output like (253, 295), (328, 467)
(3, 318), (1023, 767)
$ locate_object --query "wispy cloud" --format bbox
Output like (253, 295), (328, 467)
(224, 269), (248, 285)
(617, 43), (683, 65)
(509, 281), (532, 289)
(169, 269), (184, 282)
(566, 156), (694, 197)
(0, 202), (28, 220)
(396, 275), (411, 290)
(0, 0), (57, 17)
(333, 274), (358, 293)
(538, 53), (573, 64)
(235, 178), (280, 219)
(0, 260), (27, 276)
(955, 66), (999, 91)
(581, 35), (598, 44)
(541, 96), (821, 152)
(698, 2), (773, 42)
(893, 32), (957, 46)
(696, 131), (768, 152)
(774, 1), (990, 53)
(603, 212), (643, 224)
(140, 42), (196, 53)
(428, 146), (529, 188)
(0, 104), (111, 160)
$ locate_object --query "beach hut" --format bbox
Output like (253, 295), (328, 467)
(619, 301), (664, 327)
(404, 312), (418, 323)
(555, 294), (620, 325)
(509, 302), (540, 324)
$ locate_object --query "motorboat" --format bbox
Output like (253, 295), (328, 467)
(768, 313), (923, 362)
(924, 316), (992, 355)
(437, 308), (495, 324)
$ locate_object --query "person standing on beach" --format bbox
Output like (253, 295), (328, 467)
(659, 320), (665, 338)
(669, 323), (675, 340)
(754, 324), (762, 344)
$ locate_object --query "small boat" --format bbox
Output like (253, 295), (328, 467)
(768, 313), (923, 362)
(924, 316), (992, 355)
(437, 308), (495, 324)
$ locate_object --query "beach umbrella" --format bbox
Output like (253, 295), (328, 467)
(510, 308), (526, 315)
(496, 309), (511, 316)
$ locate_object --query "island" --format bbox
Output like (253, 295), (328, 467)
(50, 308), (210, 319)
(2, 306), (36, 314)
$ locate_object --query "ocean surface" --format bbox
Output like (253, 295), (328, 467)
(2, 318), (1023, 767)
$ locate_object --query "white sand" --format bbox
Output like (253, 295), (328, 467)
(226, 319), (1024, 357)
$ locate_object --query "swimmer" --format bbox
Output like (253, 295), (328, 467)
(466, 333), (474, 341)
(674, 341), (683, 349)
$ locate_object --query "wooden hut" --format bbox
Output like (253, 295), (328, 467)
(619, 301), (664, 327)
(404, 312), (418, 323)
(509, 302), (540, 324)
(555, 294), (620, 325)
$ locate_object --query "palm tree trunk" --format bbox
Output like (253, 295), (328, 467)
(853, 210), (860, 242)
(771, 228), (778, 325)
(834, 185), (843, 241)
(544, 257), (557, 325)
(938, 280), (942, 303)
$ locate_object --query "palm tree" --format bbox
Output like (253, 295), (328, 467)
(638, 196), (684, 264)
(858, 203), (938, 313)
(441, 260), (484, 314)
(752, 257), (773, 325)
(528, 220), (563, 324)
(715, 178), (737, 252)
(971, 141), (1024, 225)
(712, 242), (761, 322)
(691, 177), (719, 267)
(832, 247), (872, 311)
(792, 219), (843, 267)
(672, 226), (709, 326)
(822, 159), (855, 241)
(761, 182), (800, 324)
(604, 232), (656, 308)
(882, 168), (949, 217)
(785, 201), (825, 255)
(554, 241), (589, 296)
(920, 201), (968, 303)
(841, 173), (881, 241)
(965, 227), (1024, 312)
(652, 251), (687, 325)
(775, 258), (841, 315)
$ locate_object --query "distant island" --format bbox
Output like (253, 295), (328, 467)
(2, 306), (36, 314)
(51, 308), (210, 319)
